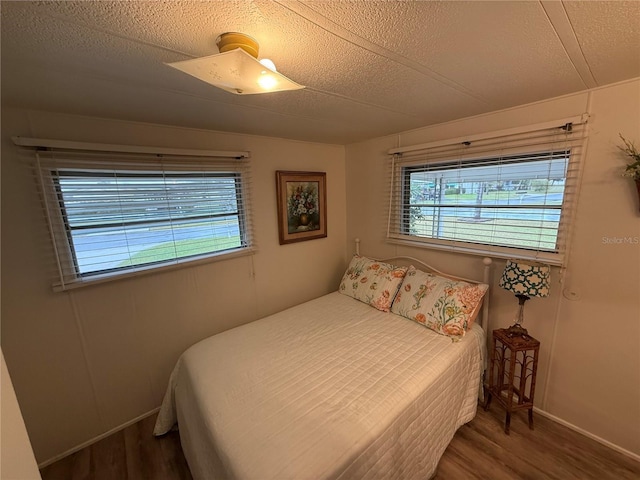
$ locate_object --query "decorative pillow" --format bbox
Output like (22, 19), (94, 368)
(391, 266), (488, 338)
(339, 255), (408, 312)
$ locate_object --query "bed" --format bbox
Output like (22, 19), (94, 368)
(154, 245), (492, 480)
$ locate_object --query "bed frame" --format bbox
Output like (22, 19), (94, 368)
(354, 238), (493, 333)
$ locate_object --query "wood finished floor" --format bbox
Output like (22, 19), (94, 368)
(40, 405), (640, 480)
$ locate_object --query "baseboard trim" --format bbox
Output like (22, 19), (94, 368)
(37, 407), (160, 469)
(533, 407), (640, 463)
(38, 405), (639, 468)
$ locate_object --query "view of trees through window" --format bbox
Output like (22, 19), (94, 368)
(55, 171), (246, 276)
(402, 153), (568, 251)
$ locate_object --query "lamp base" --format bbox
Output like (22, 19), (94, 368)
(505, 294), (531, 338)
(506, 322), (529, 337)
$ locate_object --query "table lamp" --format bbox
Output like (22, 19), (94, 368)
(499, 259), (550, 337)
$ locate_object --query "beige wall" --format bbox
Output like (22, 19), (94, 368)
(2, 78), (639, 465)
(1, 350), (42, 480)
(0, 108), (347, 464)
(345, 78), (640, 457)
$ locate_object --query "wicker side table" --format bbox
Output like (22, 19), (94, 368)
(484, 328), (540, 434)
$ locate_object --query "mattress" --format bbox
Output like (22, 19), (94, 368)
(154, 291), (485, 480)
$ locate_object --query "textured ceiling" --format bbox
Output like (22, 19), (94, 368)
(1, 1), (639, 145)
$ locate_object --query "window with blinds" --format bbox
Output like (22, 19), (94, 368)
(34, 148), (253, 290)
(387, 117), (587, 265)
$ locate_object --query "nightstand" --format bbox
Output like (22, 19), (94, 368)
(484, 328), (540, 434)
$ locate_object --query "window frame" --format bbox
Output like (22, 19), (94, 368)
(30, 145), (254, 291)
(51, 169), (250, 280)
(398, 151), (568, 252)
(386, 117), (587, 266)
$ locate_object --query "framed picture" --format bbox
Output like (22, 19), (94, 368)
(276, 171), (327, 245)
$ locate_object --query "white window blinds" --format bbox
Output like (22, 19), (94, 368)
(387, 116), (588, 265)
(28, 143), (253, 290)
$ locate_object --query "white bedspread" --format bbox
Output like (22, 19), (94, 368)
(154, 292), (485, 480)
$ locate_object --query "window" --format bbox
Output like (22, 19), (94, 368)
(55, 170), (247, 276)
(388, 117), (587, 265)
(402, 152), (568, 251)
(33, 146), (253, 290)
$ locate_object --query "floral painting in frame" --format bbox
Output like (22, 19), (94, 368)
(276, 171), (327, 244)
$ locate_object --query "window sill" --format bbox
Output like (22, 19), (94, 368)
(386, 235), (563, 266)
(53, 247), (256, 292)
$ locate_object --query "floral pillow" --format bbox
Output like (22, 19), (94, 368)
(339, 255), (408, 312)
(391, 267), (488, 338)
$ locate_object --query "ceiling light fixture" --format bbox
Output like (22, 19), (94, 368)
(167, 32), (305, 95)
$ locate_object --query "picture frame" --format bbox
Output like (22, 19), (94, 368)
(276, 171), (327, 245)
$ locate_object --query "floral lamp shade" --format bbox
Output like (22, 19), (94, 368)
(499, 260), (550, 299)
(499, 260), (550, 337)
